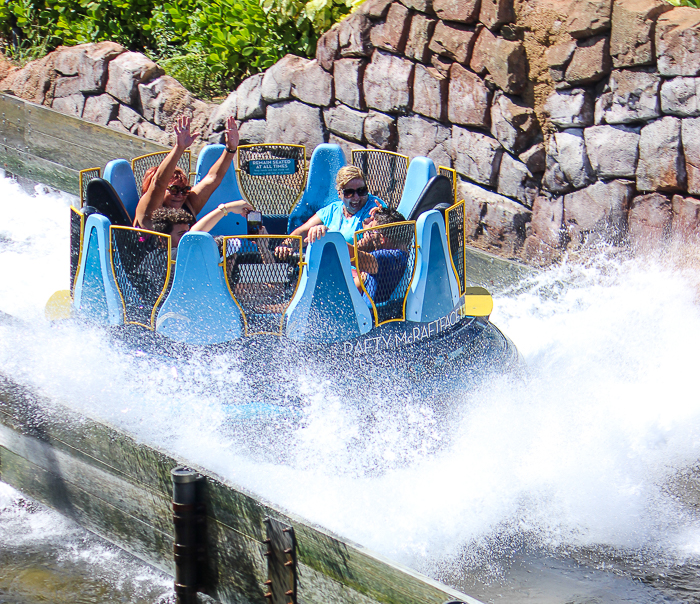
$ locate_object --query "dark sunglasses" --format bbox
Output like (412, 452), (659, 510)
(342, 186), (368, 198)
(167, 184), (191, 195)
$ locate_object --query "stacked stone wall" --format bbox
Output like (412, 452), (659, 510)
(3, 0), (700, 265)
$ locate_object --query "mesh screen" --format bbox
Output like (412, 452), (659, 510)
(237, 145), (307, 214)
(131, 151), (191, 194)
(79, 168), (101, 208)
(438, 166), (457, 205)
(110, 226), (172, 329)
(351, 150), (408, 210)
(446, 200), (466, 295)
(223, 235), (303, 336)
(354, 221), (416, 325)
(70, 206), (83, 294)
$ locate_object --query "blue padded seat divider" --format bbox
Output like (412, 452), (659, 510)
(286, 231), (372, 342)
(287, 144), (346, 234)
(396, 157), (436, 219)
(156, 232), (243, 344)
(103, 159), (139, 222)
(193, 144), (246, 237)
(72, 214), (124, 325)
(405, 210), (460, 323)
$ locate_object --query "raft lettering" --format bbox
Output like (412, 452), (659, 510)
(342, 308), (460, 355)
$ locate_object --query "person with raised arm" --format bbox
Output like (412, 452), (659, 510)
(133, 114), (240, 230)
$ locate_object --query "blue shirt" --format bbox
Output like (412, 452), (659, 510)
(315, 194), (384, 244)
(363, 249), (409, 305)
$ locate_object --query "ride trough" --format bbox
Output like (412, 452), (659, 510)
(47, 143), (520, 383)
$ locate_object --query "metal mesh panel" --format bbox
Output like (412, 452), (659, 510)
(351, 150), (409, 210)
(445, 200), (466, 296)
(70, 206), (84, 295)
(78, 167), (101, 208)
(237, 145), (307, 214)
(110, 226), (172, 329)
(353, 221), (417, 325)
(438, 166), (457, 205)
(223, 235), (303, 336)
(131, 151), (191, 194)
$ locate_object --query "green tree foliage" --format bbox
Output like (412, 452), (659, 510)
(0, 0), (362, 96)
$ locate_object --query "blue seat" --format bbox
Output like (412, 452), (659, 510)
(103, 159), (139, 222)
(72, 213), (124, 325)
(194, 144), (246, 236)
(156, 232), (244, 344)
(396, 157), (436, 219)
(405, 210), (461, 323)
(287, 144), (346, 233)
(285, 231), (372, 342)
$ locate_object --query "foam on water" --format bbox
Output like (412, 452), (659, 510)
(2, 173), (700, 594)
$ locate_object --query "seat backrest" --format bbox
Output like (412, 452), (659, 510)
(402, 175), (454, 221)
(438, 165), (458, 205)
(396, 157), (437, 219)
(352, 149), (409, 210)
(287, 143), (346, 233)
(156, 232), (244, 344)
(85, 178), (132, 227)
(103, 159), (139, 221)
(285, 231), (372, 342)
(405, 210), (461, 323)
(193, 144), (246, 236)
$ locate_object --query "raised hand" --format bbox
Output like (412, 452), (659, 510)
(174, 115), (199, 149)
(225, 115), (239, 151)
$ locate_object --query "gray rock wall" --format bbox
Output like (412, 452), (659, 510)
(3, 0), (700, 265)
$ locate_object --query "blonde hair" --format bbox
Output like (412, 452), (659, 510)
(335, 165), (365, 191)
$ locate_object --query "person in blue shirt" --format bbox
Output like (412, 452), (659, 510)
(284, 165), (385, 247)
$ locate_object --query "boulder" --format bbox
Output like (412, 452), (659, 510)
(358, 0), (393, 19)
(672, 193), (700, 240)
(470, 27), (527, 94)
(451, 126), (503, 187)
(1, 53), (56, 105)
(238, 119), (266, 145)
(530, 195), (564, 248)
(136, 120), (171, 146)
(398, 0), (432, 11)
(636, 116), (686, 192)
(628, 192), (672, 247)
(543, 88), (594, 128)
(291, 59), (333, 106)
(428, 22), (477, 64)
(565, 0), (613, 39)
(329, 134), (365, 161)
(480, 0), (514, 30)
(52, 93), (85, 118)
(397, 115), (450, 158)
(334, 58), (366, 110)
(118, 103), (143, 132)
(364, 111), (398, 149)
(596, 68), (660, 124)
(0, 54), (16, 81)
(137, 75), (211, 132)
(565, 35), (612, 85)
(546, 38), (577, 82)
(265, 101), (326, 150)
(413, 65), (448, 121)
(363, 50), (414, 113)
(520, 143), (546, 174)
(370, 2), (411, 54)
(405, 14), (437, 63)
(583, 124), (640, 178)
(433, 0), (480, 23)
(660, 77), (700, 117)
(339, 13), (373, 57)
(324, 104), (366, 142)
(523, 234), (562, 266)
(543, 129), (594, 193)
(428, 143), (452, 169)
(208, 91), (237, 133)
(656, 7), (700, 77)
(261, 54), (308, 103)
(497, 152), (539, 207)
(448, 63), (491, 128)
(491, 90), (540, 154)
(431, 54), (453, 78)
(53, 76), (83, 99)
(236, 73), (266, 121)
(316, 26), (340, 71)
(107, 120), (129, 134)
(105, 51), (162, 106)
(610, 0), (673, 68)
(82, 93), (118, 126)
(55, 42), (124, 94)
(563, 179), (633, 246)
(681, 117), (700, 195)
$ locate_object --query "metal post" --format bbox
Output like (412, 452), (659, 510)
(172, 466), (199, 604)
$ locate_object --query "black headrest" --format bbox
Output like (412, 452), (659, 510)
(406, 175), (454, 221)
(85, 178), (132, 227)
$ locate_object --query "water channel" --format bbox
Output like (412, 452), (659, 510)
(1, 173), (699, 603)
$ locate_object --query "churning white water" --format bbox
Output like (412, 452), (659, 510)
(1, 171), (700, 603)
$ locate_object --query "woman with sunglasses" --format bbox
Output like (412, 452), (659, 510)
(284, 165), (385, 247)
(133, 114), (240, 230)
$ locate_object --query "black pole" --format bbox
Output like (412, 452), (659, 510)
(172, 466), (199, 604)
